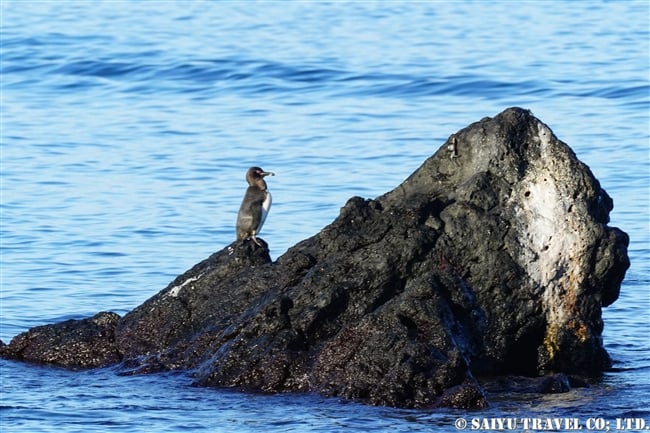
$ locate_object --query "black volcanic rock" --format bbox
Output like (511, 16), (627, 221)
(1, 108), (629, 408)
(0, 312), (121, 368)
(115, 239), (273, 370)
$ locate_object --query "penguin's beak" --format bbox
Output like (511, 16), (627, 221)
(262, 171), (275, 177)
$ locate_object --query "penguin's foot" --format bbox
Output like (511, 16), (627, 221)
(251, 235), (263, 247)
(238, 235), (267, 249)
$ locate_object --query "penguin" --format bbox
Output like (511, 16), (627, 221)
(236, 166), (274, 246)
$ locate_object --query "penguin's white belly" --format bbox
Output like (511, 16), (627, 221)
(257, 191), (272, 234)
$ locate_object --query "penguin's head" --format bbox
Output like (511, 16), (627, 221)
(246, 166), (275, 187)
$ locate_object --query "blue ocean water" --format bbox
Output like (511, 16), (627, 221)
(1, 1), (648, 432)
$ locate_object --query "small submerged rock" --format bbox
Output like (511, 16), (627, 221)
(1, 108), (629, 409)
